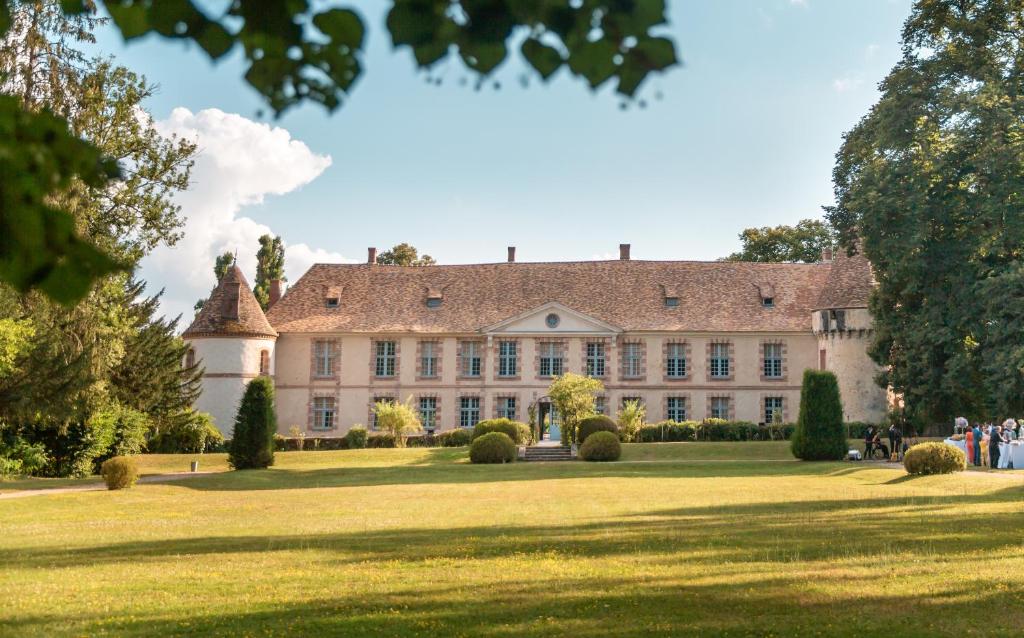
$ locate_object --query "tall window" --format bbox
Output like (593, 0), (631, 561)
(419, 341), (438, 378)
(622, 342), (643, 378)
(419, 397), (437, 431)
(763, 343), (783, 378)
(539, 342), (563, 377)
(314, 340), (336, 377)
(764, 397), (783, 424)
(497, 396), (516, 420)
(459, 397), (480, 428)
(312, 396), (335, 430)
(371, 396), (395, 430)
(498, 341), (517, 377)
(710, 396), (730, 420)
(666, 343), (686, 378)
(666, 397), (686, 422)
(594, 396), (606, 415)
(259, 349), (270, 375)
(586, 342), (606, 377)
(184, 348), (195, 369)
(375, 341), (396, 377)
(710, 343), (730, 378)
(460, 340), (481, 377)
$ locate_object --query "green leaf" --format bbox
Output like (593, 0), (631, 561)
(567, 40), (617, 89)
(521, 38), (562, 80)
(459, 40), (507, 74)
(194, 22), (234, 59)
(312, 8), (365, 49)
(106, 3), (153, 40)
(0, 2), (10, 36)
(632, 36), (678, 72)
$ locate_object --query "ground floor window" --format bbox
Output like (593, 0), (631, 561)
(419, 397), (437, 431)
(497, 396), (516, 420)
(666, 397), (686, 422)
(460, 397), (480, 428)
(710, 397), (730, 420)
(594, 396), (606, 415)
(312, 396), (335, 430)
(764, 397), (783, 424)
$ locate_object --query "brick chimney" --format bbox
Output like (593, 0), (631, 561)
(507, 246), (516, 263)
(821, 247), (834, 263)
(268, 279), (283, 309)
(619, 243), (631, 260)
(367, 247), (377, 264)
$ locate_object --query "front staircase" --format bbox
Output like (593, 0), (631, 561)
(522, 445), (574, 462)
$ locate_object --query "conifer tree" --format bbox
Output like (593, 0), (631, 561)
(228, 377), (276, 470)
(791, 370), (846, 461)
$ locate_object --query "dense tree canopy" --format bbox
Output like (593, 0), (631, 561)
(827, 0), (1024, 423)
(723, 219), (836, 263)
(254, 235), (285, 311)
(377, 243), (436, 266)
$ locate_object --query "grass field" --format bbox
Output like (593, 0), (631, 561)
(2, 443), (1023, 636)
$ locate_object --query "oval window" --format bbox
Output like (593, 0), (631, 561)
(545, 313), (560, 329)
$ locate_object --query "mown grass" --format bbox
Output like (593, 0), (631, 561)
(2, 444), (1023, 637)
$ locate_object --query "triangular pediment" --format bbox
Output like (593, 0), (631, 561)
(481, 302), (622, 335)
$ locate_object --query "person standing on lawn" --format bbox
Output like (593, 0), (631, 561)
(864, 426), (876, 459)
(972, 423), (983, 466)
(888, 424), (899, 460)
(989, 425), (1001, 469)
(966, 426), (976, 465)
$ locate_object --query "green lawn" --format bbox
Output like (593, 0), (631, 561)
(2, 445), (1023, 637)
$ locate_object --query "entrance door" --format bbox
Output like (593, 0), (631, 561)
(539, 402), (560, 442)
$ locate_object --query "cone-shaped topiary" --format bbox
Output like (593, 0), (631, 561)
(229, 377), (277, 470)
(791, 369), (847, 460)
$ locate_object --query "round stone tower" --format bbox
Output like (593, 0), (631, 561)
(812, 248), (888, 423)
(182, 265), (278, 435)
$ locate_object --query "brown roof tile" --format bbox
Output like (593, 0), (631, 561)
(266, 260), (841, 334)
(183, 265), (278, 338)
(815, 249), (874, 310)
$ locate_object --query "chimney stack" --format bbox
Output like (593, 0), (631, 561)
(507, 246), (516, 263)
(619, 243), (631, 260)
(367, 247), (377, 264)
(822, 247), (834, 263)
(268, 279), (283, 309)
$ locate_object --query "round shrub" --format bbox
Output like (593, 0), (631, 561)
(100, 456), (139, 490)
(904, 442), (966, 475)
(346, 427), (368, 449)
(469, 432), (517, 464)
(579, 415), (618, 443)
(473, 418), (532, 444)
(437, 428), (473, 447)
(579, 431), (621, 462)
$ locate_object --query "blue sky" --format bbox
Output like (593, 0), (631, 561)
(89, 0), (913, 319)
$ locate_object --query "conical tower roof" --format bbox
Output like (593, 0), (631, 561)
(815, 248), (874, 310)
(183, 265), (277, 338)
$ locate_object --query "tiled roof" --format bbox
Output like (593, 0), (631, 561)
(815, 249), (873, 310)
(183, 265), (278, 338)
(266, 260), (841, 334)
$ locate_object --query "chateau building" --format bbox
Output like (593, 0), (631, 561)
(183, 244), (887, 437)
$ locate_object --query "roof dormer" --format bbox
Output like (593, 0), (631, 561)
(754, 282), (776, 308)
(324, 285), (342, 309)
(661, 284), (679, 308)
(425, 284), (446, 308)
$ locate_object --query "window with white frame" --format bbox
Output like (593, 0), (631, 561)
(710, 396), (730, 419)
(764, 397), (783, 424)
(313, 340), (336, 377)
(586, 342), (606, 377)
(763, 343), (783, 378)
(371, 396), (394, 430)
(419, 397), (437, 431)
(420, 341), (438, 378)
(710, 343), (730, 378)
(666, 343), (686, 378)
(312, 396), (335, 430)
(375, 341), (396, 377)
(538, 342), (563, 377)
(622, 342), (643, 378)
(460, 340), (481, 377)
(459, 396), (480, 428)
(498, 341), (517, 377)
(594, 396), (606, 415)
(666, 397), (686, 422)
(497, 396), (516, 420)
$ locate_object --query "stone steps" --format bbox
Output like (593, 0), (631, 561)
(522, 446), (574, 462)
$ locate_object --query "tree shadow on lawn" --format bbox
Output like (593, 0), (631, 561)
(5, 483), (1022, 572)
(7, 554), (1024, 637)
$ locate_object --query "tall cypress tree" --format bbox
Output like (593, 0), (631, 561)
(253, 235), (285, 311)
(228, 377), (276, 470)
(791, 370), (847, 461)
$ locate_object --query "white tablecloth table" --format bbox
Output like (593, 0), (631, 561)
(998, 443), (1012, 469)
(944, 438), (968, 459)
(1007, 443), (1024, 469)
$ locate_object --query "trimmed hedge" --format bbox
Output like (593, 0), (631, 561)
(579, 415), (618, 443)
(473, 419), (532, 444)
(791, 370), (847, 461)
(366, 433), (396, 448)
(579, 431), (621, 462)
(904, 442), (966, 475)
(469, 432), (516, 464)
(100, 456), (138, 490)
(637, 420), (794, 442)
(436, 428), (473, 447)
(346, 427), (368, 449)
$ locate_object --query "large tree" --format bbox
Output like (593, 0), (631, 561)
(723, 219), (836, 263)
(254, 235), (285, 311)
(194, 251), (235, 313)
(827, 0), (1024, 423)
(1, 0), (679, 304)
(377, 243), (436, 267)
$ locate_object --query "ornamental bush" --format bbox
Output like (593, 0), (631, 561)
(469, 432), (516, 464)
(228, 377), (277, 470)
(579, 430), (621, 462)
(366, 433), (396, 448)
(149, 411), (222, 454)
(791, 370), (847, 461)
(473, 418), (532, 444)
(346, 426), (368, 449)
(100, 455), (139, 490)
(437, 428), (474, 447)
(904, 442), (966, 475)
(578, 415), (618, 443)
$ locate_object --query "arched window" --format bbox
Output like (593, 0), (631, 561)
(259, 349), (270, 375)
(184, 348), (195, 369)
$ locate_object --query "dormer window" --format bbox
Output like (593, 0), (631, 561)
(661, 284), (679, 308)
(665, 297), (679, 308)
(324, 285), (342, 309)
(426, 298), (441, 308)
(325, 297), (339, 308)
(762, 297), (774, 308)
(755, 282), (776, 309)
(425, 285), (445, 309)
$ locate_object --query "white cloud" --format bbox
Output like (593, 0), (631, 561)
(139, 107), (352, 323)
(789, 0), (808, 7)
(832, 75), (864, 92)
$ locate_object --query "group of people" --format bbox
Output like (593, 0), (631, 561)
(863, 424), (907, 461)
(955, 418), (1021, 469)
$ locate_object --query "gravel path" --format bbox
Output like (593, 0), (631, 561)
(0, 472), (215, 500)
